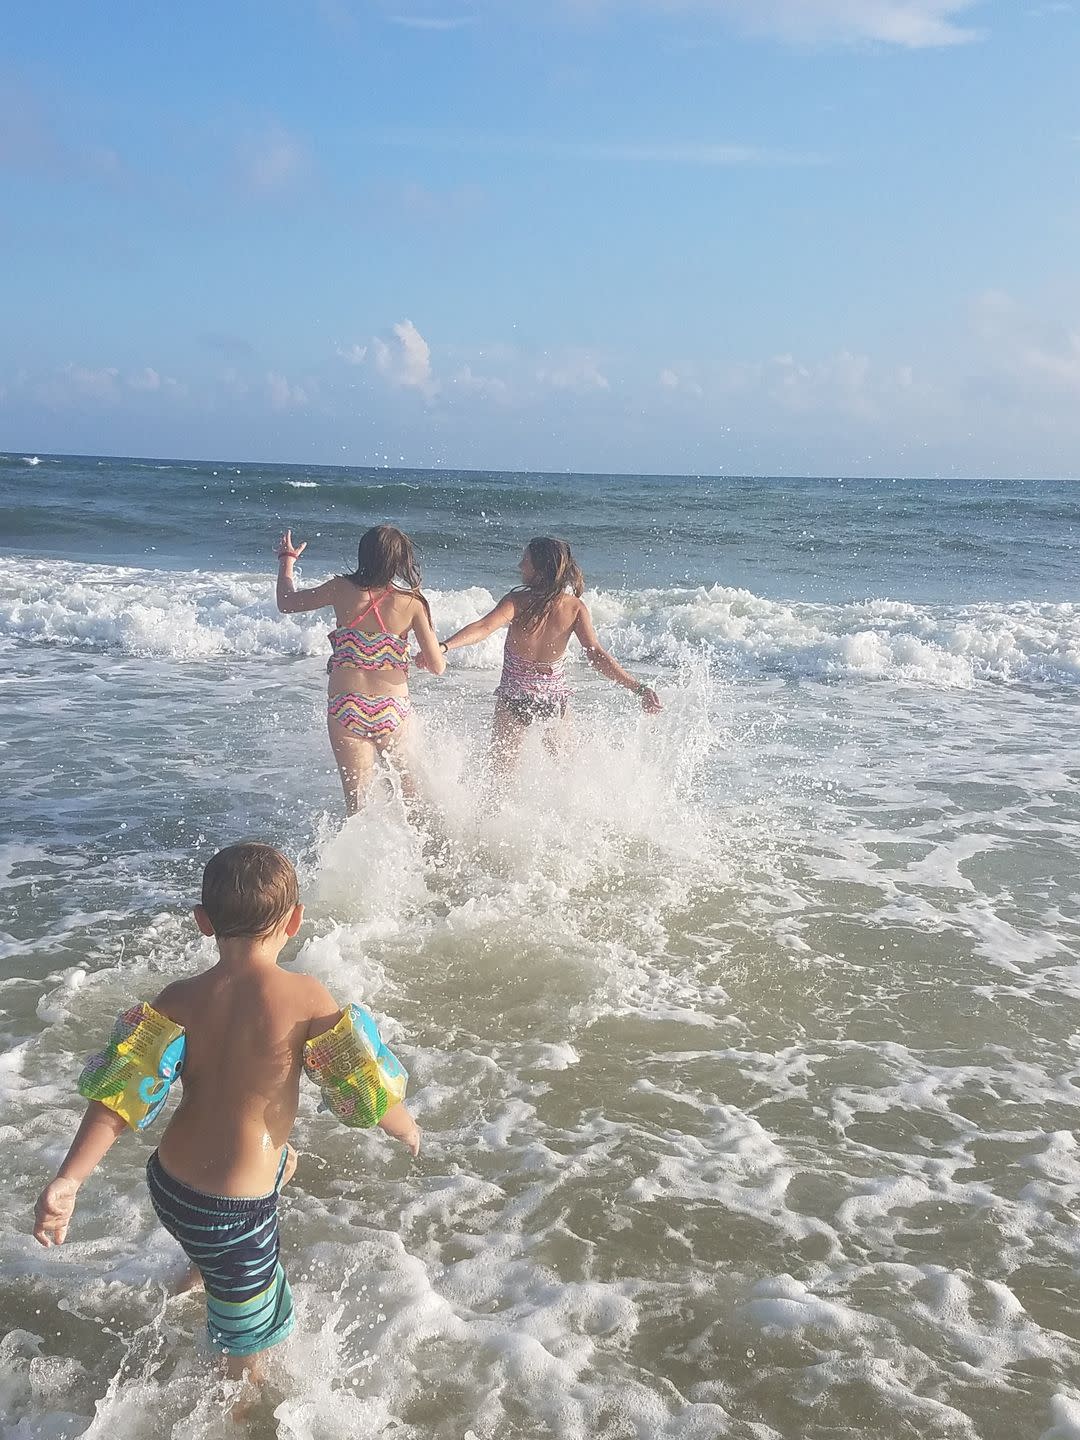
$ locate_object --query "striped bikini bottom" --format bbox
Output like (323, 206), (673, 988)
(327, 691), (412, 741)
(495, 650), (570, 725)
(146, 1149), (294, 1358)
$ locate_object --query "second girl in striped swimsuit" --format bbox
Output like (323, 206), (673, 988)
(432, 537), (661, 774)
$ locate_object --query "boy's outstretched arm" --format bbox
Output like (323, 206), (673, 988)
(573, 603), (662, 713)
(33, 1101), (128, 1246)
(304, 979), (421, 1157)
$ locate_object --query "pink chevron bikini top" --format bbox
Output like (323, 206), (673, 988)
(327, 589), (411, 673)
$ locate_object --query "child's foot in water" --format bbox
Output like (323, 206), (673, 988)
(173, 1264), (203, 1296)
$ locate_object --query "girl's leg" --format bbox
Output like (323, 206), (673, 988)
(541, 703), (571, 762)
(381, 715), (421, 809)
(327, 717), (378, 815)
(490, 698), (528, 777)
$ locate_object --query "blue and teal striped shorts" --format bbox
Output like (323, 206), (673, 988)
(147, 1149), (295, 1357)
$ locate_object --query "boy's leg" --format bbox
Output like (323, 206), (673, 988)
(225, 1351), (264, 1386)
(174, 1264), (204, 1295)
(327, 720), (378, 815)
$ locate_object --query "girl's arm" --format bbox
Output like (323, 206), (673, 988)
(442, 593), (518, 653)
(33, 1101), (128, 1246)
(410, 598), (446, 675)
(275, 531), (337, 614)
(573, 603), (662, 713)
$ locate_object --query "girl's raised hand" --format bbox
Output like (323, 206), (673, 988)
(276, 530), (307, 561)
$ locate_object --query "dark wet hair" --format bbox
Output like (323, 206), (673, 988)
(517, 537), (585, 632)
(345, 525), (431, 622)
(201, 843), (299, 939)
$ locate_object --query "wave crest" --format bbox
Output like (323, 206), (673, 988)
(1, 561), (1077, 686)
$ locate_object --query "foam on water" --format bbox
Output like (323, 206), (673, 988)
(3, 558), (1079, 688)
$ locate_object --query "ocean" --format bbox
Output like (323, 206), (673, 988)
(2, 451), (1079, 1440)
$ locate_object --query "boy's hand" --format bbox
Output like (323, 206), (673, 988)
(276, 530), (307, 562)
(33, 1178), (80, 1247)
(379, 1102), (421, 1157)
(640, 686), (662, 715)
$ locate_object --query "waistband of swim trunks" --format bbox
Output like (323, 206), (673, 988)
(146, 1150), (284, 1212)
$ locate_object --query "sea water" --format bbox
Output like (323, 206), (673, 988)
(1, 453), (1079, 1440)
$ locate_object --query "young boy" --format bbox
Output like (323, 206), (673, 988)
(33, 842), (419, 1382)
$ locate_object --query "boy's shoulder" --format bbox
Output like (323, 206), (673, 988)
(152, 973), (201, 1028)
(153, 967), (336, 1026)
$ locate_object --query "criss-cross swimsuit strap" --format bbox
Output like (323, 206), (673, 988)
(351, 587), (392, 631)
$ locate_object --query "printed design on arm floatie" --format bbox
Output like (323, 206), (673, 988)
(302, 1003), (407, 1128)
(78, 1002), (186, 1131)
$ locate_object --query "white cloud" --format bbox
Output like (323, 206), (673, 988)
(336, 343), (369, 365)
(388, 13), (477, 28)
(450, 363), (509, 399)
(30, 364), (120, 408)
(1021, 336), (1080, 392)
(0, 78), (132, 186)
(26, 363), (180, 409)
(389, 179), (487, 220)
(67, 365), (121, 400)
(372, 319), (438, 395)
(700, 347), (921, 421)
(267, 372), (312, 410)
(127, 367), (161, 392)
(235, 125), (311, 195)
(633, 0), (981, 47)
(538, 351), (610, 393)
(659, 367), (704, 397)
(771, 348), (873, 411)
(380, 129), (823, 167)
(971, 289), (1080, 396)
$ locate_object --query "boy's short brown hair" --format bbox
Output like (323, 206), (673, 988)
(200, 843), (299, 939)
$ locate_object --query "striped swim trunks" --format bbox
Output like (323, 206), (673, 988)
(146, 1149), (295, 1357)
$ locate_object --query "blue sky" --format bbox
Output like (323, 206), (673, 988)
(2, 0), (1078, 476)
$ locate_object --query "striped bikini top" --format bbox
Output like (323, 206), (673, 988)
(327, 589), (410, 673)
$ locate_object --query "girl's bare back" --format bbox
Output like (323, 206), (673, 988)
(505, 591), (582, 665)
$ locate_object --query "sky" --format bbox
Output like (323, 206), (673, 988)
(1, 0), (1078, 477)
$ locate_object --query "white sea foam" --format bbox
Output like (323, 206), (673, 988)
(2, 558), (1078, 688)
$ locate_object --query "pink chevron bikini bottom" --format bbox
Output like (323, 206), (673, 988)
(327, 692), (413, 741)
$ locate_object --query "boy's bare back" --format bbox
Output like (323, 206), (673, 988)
(154, 964), (339, 1197)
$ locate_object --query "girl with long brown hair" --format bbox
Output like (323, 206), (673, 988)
(429, 536), (660, 772)
(275, 524), (445, 813)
